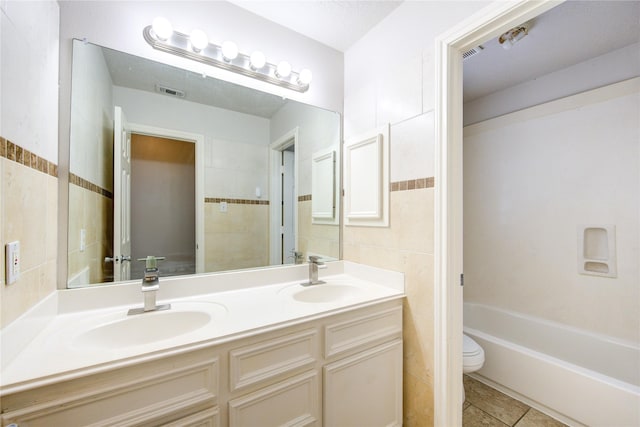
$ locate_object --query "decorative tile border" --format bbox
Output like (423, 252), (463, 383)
(205, 197), (269, 205)
(298, 194), (312, 202)
(0, 136), (58, 177)
(69, 173), (114, 199)
(390, 177), (435, 192)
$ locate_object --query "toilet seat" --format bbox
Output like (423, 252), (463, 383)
(463, 334), (485, 373)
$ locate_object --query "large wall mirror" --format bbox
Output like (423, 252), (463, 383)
(67, 40), (341, 288)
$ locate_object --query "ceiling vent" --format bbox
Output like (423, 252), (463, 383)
(462, 45), (484, 61)
(156, 84), (185, 98)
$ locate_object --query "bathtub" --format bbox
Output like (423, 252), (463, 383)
(463, 302), (640, 427)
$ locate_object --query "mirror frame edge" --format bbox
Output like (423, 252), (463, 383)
(58, 39), (345, 290)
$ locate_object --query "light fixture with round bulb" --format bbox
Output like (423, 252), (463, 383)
(144, 21), (311, 92)
(190, 29), (209, 52)
(297, 68), (313, 86)
(221, 41), (239, 62)
(151, 17), (173, 41)
(276, 61), (292, 79)
(250, 51), (266, 70)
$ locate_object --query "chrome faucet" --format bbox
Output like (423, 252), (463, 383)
(301, 255), (326, 286)
(128, 256), (170, 315)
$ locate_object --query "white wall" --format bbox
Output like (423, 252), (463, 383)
(1, 0), (59, 162)
(113, 86), (270, 200)
(58, 1), (343, 129)
(1, 0), (59, 327)
(464, 42), (640, 125)
(342, 1), (491, 423)
(270, 102), (340, 195)
(69, 41), (113, 189)
(463, 82), (640, 343)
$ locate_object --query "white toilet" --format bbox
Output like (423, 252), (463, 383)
(462, 334), (485, 401)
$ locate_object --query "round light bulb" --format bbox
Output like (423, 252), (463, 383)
(297, 68), (313, 85)
(276, 61), (292, 79)
(250, 51), (266, 70)
(190, 29), (209, 52)
(221, 41), (239, 61)
(151, 17), (173, 41)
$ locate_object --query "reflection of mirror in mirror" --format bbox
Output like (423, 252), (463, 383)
(67, 40), (341, 288)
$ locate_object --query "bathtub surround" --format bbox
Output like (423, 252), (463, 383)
(464, 79), (640, 343)
(464, 302), (640, 426)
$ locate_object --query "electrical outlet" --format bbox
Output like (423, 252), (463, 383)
(80, 228), (86, 252)
(220, 201), (228, 213)
(5, 241), (20, 285)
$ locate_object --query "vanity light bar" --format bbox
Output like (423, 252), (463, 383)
(143, 22), (312, 93)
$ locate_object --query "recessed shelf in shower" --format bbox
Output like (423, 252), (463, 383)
(577, 225), (617, 278)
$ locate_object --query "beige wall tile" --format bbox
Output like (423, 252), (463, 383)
(1, 159), (4, 287)
(404, 372), (434, 427)
(344, 186), (436, 424)
(1, 160), (57, 327)
(297, 200), (339, 259)
(68, 184), (111, 284)
(393, 189), (435, 255)
(204, 204), (269, 272)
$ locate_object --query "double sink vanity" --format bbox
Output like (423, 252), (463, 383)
(1, 261), (404, 426)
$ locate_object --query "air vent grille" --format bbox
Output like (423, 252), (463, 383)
(463, 45), (484, 61)
(156, 84), (185, 98)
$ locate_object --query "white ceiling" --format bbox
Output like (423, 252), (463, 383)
(103, 1), (639, 117)
(227, 0), (403, 52)
(228, 0), (639, 103)
(463, 0), (640, 103)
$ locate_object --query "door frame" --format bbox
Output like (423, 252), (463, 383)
(128, 122), (205, 273)
(269, 127), (299, 265)
(433, 1), (561, 425)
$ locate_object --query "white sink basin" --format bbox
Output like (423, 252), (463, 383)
(72, 302), (226, 350)
(287, 284), (363, 303)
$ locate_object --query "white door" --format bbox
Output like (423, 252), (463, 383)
(113, 106), (132, 281)
(282, 150), (295, 264)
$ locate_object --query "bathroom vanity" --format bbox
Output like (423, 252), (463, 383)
(0, 262), (404, 426)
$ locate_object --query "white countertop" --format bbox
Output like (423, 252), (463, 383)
(0, 261), (404, 394)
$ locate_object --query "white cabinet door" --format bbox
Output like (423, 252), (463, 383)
(324, 339), (403, 427)
(229, 371), (319, 427)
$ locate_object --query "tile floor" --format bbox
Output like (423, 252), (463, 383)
(463, 375), (568, 427)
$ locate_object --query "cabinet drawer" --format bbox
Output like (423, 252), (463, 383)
(229, 328), (318, 391)
(162, 407), (220, 427)
(1, 354), (219, 427)
(324, 305), (402, 358)
(228, 370), (319, 427)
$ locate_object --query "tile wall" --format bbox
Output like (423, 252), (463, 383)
(297, 198), (340, 260)
(67, 177), (113, 285)
(204, 200), (269, 272)
(0, 139), (58, 327)
(343, 177), (436, 425)
(343, 2), (490, 424)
